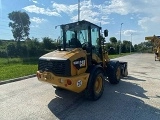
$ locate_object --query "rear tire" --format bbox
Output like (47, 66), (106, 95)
(107, 61), (121, 84)
(84, 69), (104, 101)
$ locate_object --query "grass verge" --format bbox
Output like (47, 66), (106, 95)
(0, 57), (38, 81)
(0, 64), (37, 81)
(108, 53), (132, 59)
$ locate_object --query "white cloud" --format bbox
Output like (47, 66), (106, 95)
(75, 1), (99, 24)
(99, 0), (160, 21)
(102, 0), (160, 30)
(23, 5), (61, 16)
(138, 16), (160, 33)
(51, 0), (109, 25)
(104, 0), (129, 15)
(30, 17), (47, 24)
(32, 0), (37, 4)
(96, 0), (160, 43)
(29, 0), (38, 4)
(123, 30), (141, 36)
(24, 1), (111, 25)
(138, 17), (149, 31)
(52, 3), (77, 14)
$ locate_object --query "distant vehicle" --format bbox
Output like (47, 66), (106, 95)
(145, 35), (160, 61)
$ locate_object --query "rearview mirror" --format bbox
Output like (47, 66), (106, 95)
(104, 29), (108, 37)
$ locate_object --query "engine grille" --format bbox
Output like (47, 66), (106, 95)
(38, 59), (71, 77)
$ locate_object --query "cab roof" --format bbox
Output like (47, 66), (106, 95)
(60, 20), (101, 30)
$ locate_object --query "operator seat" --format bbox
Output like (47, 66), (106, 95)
(70, 38), (82, 48)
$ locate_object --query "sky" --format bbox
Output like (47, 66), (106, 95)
(1, 0), (160, 45)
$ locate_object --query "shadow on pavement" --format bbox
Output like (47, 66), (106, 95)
(48, 79), (160, 120)
(123, 75), (146, 81)
(48, 88), (85, 119)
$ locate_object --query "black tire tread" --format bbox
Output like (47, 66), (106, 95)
(107, 61), (120, 84)
(84, 69), (104, 101)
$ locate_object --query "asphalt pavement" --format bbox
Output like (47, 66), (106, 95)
(0, 53), (160, 120)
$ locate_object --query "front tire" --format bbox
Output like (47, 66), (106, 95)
(107, 61), (121, 84)
(84, 69), (104, 101)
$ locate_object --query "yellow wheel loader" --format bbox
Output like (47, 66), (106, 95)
(145, 35), (160, 61)
(36, 20), (128, 101)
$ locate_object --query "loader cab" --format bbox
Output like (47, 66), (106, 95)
(60, 20), (108, 65)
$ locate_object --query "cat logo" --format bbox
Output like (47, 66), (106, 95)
(73, 57), (86, 70)
(79, 60), (85, 67)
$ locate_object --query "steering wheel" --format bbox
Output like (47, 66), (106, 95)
(82, 42), (89, 47)
(82, 42), (90, 51)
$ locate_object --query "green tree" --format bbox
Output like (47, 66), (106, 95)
(121, 40), (131, 53)
(134, 44), (138, 52)
(7, 43), (16, 57)
(8, 11), (31, 41)
(43, 37), (56, 50)
(134, 41), (152, 53)
(26, 38), (41, 56)
(109, 37), (117, 44)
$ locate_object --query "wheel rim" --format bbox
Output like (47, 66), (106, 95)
(94, 75), (102, 94)
(116, 67), (121, 80)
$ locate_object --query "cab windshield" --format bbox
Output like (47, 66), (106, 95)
(60, 21), (101, 50)
(65, 29), (88, 48)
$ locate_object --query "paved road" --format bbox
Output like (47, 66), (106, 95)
(0, 53), (160, 120)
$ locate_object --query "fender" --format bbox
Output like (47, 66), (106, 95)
(86, 65), (104, 87)
(86, 65), (104, 76)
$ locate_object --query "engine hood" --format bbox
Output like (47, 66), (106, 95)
(39, 48), (84, 60)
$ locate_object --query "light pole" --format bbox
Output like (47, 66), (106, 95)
(78, 0), (80, 21)
(130, 33), (132, 53)
(119, 23), (123, 55)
